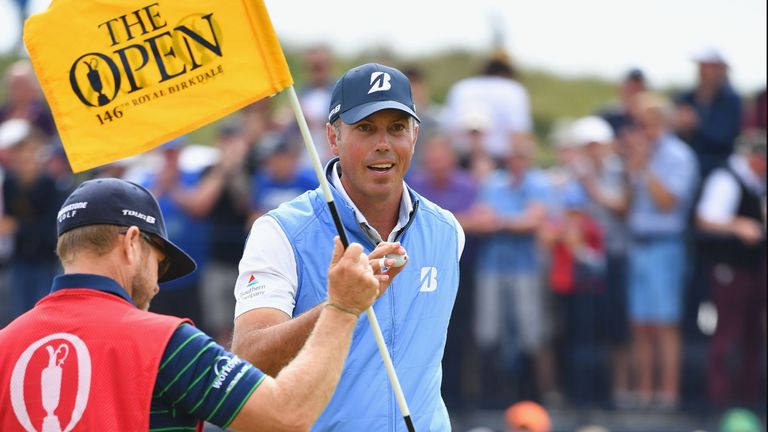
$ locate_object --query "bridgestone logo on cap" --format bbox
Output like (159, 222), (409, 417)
(122, 209), (156, 224)
(329, 104), (341, 120)
(57, 202), (88, 218)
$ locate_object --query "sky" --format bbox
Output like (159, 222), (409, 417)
(1, 0), (765, 93)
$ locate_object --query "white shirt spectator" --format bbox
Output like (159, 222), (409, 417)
(697, 154), (765, 224)
(442, 76), (532, 158)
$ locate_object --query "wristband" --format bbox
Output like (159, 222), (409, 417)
(325, 302), (361, 317)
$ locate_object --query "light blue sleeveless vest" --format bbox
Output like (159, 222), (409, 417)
(267, 161), (459, 431)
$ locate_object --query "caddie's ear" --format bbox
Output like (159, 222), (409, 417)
(327, 122), (341, 156)
(119, 226), (142, 263)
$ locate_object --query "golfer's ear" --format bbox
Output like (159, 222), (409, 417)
(327, 123), (340, 156)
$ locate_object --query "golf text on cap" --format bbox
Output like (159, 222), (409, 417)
(368, 72), (391, 94)
(57, 201), (88, 223)
(122, 209), (156, 224)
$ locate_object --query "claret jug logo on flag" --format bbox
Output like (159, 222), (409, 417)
(23, 0), (293, 172)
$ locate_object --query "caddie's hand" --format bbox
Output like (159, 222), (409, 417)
(327, 237), (379, 315)
(368, 241), (408, 299)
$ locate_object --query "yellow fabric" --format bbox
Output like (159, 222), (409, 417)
(23, 0), (293, 172)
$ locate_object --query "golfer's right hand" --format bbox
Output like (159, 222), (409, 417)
(327, 237), (379, 316)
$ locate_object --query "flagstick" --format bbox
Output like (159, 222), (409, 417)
(286, 85), (416, 432)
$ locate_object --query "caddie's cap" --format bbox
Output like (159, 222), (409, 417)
(328, 63), (420, 125)
(57, 178), (196, 282)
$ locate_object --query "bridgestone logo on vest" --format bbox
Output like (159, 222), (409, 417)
(122, 210), (156, 224)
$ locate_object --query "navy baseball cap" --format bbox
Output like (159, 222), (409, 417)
(328, 63), (420, 125)
(57, 178), (196, 283)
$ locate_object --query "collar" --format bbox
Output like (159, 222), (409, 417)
(51, 274), (135, 306)
(329, 159), (413, 243)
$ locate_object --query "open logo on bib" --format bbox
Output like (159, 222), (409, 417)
(10, 333), (92, 432)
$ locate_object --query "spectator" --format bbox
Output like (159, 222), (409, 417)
(597, 68), (648, 135)
(407, 132), (479, 217)
(140, 138), (210, 331)
(249, 133), (318, 222)
(696, 131), (766, 407)
(1, 126), (63, 319)
(298, 45), (336, 165)
(624, 92), (699, 409)
(743, 87), (767, 132)
(403, 65), (442, 167)
(540, 186), (605, 406)
(174, 123), (252, 345)
(675, 47), (742, 177)
(570, 116), (633, 408)
(453, 106), (498, 183)
(473, 138), (558, 404)
(0, 59), (57, 139)
(442, 53), (533, 162)
(239, 99), (282, 173)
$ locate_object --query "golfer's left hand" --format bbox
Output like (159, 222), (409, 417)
(368, 241), (408, 299)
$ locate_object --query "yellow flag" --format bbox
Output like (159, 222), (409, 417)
(23, 0), (293, 172)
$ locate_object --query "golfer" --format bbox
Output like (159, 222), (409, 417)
(232, 63), (465, 430)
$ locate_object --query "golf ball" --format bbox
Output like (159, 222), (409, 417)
(386, 253), (407, 268)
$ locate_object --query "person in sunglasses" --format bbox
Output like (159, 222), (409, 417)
(0, 177), (381, 431)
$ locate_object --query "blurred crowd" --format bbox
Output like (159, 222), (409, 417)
(0, 43), (765, 427)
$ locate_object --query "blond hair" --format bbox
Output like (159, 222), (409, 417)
(56, 224), (124, 265)
(633, 91), (675, 123)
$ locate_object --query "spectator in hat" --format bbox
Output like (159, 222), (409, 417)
(696, 130), (766, 407)
(569, 115), (633, 407)
(232, 63), (462, 430)
(453, 105), (498, 183)
(675, 47), (743, 177)
(0, 177), (382, 431)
